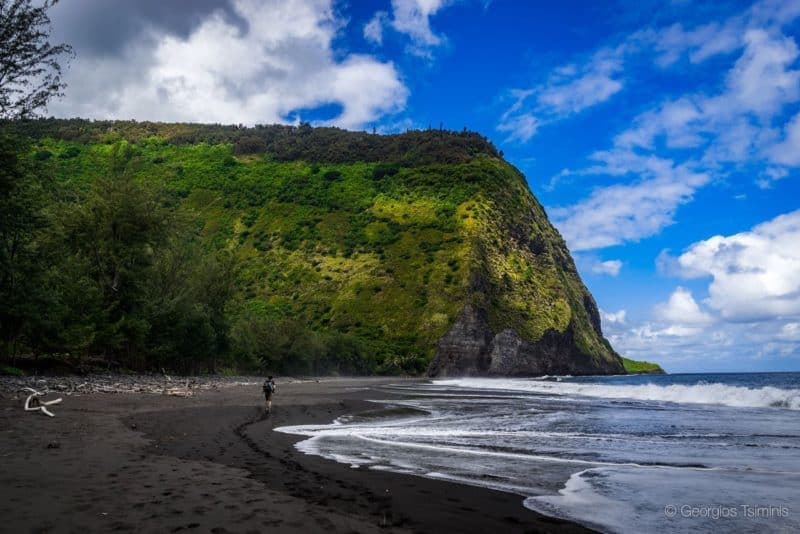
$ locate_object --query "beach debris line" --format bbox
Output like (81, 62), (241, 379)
(0, 375), (294, 397)
(22, 387), (63, 417)
(0, 375), (311, 399)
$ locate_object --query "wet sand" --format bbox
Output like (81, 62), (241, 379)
(0, 377), (591, 533)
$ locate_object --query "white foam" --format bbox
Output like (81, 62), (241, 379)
(434, 378), (800, 410)
(525, 468), (632, 533)
(525, 466), (800, 533)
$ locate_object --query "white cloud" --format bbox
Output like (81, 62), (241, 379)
(616, 30), (800, 159)
(654, 286), (714, 325)
(549, 10), (800, 251)
(614, 210), (800, 369)
(756, 166), (790, 188)
(614, 98), (704, 150)
(50, 0), (408, 129)
(497, 49), (624, 141)
(647, 19), (744, 67)
(608, 315), (800, 370)
(724, 29), (800, 116)
(675, 209), (800, 321)
(536, 50), (624, 116)
(497, 112), (539, 143)
(364, 0), (452, 57)
(364, 11), (389, 45)
(608, 287), (715, 359)
(592, 260), (623, 276)
(780, 322), (800, 340)
(601, 309), (627, 324)
(498, 0), (800, 148)
(768, 111), (800, 165)
(551, 153), (709, 251)
(391, 0), (448, 48)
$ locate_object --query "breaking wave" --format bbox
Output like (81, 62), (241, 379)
(434, 378), (800, 410)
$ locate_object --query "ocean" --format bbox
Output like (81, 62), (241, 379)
(275, 372), (800, 533)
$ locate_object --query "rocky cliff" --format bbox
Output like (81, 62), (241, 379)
(12, 119), (637, 375)
(426, 158), (625, 377)
(428, 305), (623, 377)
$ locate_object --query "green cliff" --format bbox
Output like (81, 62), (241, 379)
(0, 119), (658, 375)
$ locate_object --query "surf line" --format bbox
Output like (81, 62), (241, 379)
(352, 434), (720, 470)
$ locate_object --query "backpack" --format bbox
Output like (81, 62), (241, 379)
(263, 380), (275, 394)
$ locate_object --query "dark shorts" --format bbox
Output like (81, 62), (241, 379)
(264, 392), (273, 400)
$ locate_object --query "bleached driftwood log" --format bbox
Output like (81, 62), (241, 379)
(22, 387), (63, 417)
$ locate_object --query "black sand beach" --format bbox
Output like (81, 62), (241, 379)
(0, 377), (590, 533)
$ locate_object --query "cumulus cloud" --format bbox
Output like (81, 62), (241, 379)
(364, 0), (452, 57)
(654, 287), (715, 326)
(48, 0), (408, 129)
(391, 0), (448, 48)
(592, 260), (623, 276)
(675, 209), (800, 321)
(608, 314), (800, 370)
(601, 309), (627, 324)
(608, 288), (715, 355)
(49, 0), (247, 57)
(610, 210), (800, 369)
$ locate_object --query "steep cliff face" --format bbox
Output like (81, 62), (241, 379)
(427, 161), (625, 377)
(428, 305), (623, 377)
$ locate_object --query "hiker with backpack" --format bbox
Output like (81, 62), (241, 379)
(263, 376), (276, 413)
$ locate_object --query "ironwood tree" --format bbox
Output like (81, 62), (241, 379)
(0, 0), (72, 119)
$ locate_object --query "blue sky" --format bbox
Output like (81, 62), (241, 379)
(49, 0), (800, 372)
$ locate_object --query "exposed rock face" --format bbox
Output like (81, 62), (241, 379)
(428, 305), (624, 377)
(427, 305), (493, 377)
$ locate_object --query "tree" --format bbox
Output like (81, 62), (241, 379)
(63, 143), (171, 361)
(0, 0), (73, 119)
(0, 133), (45, 358)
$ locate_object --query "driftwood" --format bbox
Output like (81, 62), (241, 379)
(1, 375), (269, 398)
(22, 387), (63, 417)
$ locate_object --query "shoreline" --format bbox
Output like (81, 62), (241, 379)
(0, 377), (591, 533)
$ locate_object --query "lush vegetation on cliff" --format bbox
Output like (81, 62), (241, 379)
(621, 357), (664, 374)
(1, 120), (641, 375)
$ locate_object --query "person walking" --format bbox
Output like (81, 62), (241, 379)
(262, 376), (276, 413)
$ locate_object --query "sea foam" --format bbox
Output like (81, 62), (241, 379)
(434, 378), (800, 410)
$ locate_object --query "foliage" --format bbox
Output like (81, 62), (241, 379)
(3, 118), (500, 164)
(621, 357), (664, 374)
(0, 132), (49, 358)
(0, 365), (24, 376)
(0, 0), (73, 119)
(0, 119), (643, 375)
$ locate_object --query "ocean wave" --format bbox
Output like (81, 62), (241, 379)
(434, 378), (800, 410)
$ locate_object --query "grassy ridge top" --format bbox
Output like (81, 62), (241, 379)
(7, 118), (500, 164)
(2, 120), (658, 375)
(621, 357), (665, 374)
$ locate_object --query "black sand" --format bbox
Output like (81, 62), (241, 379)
(0, 377), (591, 533)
